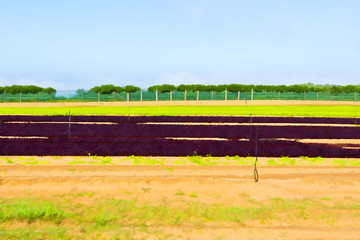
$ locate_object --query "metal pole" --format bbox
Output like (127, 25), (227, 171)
(140, 89), (143, 101)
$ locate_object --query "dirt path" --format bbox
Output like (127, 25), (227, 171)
(1, 162), (360, 239)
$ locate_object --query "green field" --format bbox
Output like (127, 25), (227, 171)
(0, 105), (360, 117)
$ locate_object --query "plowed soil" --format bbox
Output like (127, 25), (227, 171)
(1, 158), (359, 240)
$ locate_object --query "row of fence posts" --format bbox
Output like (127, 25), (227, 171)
(1, 89), (359, 102)
(105, 89), (358, 102)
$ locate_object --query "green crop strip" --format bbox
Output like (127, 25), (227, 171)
(0, 105), (360, 117)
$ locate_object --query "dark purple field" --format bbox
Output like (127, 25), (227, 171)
(0, 115), (359, 157)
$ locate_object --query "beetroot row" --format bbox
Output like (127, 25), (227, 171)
(0, 137), (358, 157)
(1, 115), (360, 124)
(1, 123), (359, 139)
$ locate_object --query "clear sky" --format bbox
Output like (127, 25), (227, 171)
(0, 0), (359, 90)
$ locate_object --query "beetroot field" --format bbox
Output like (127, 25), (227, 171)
(0, 115), (360, 157)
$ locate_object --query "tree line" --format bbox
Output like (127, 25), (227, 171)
(2, 83), (360, 95)
(0, 85), (56, 94)
(147, 83), (360, 94)
(88, 84), (140, 94)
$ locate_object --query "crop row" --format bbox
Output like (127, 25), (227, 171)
(1, 123), (360, 139)
(1, 115), (360, 124)
(0, 137), (358, 157)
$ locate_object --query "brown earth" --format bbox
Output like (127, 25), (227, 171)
(0, 157), (360, 239)
(0, 100), (360, 107)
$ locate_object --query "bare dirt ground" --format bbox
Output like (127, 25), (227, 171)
(1, 157), (360, 239)
(1, 100), (360, 107)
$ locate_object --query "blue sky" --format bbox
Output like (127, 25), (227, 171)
(0, 0), (359, 90)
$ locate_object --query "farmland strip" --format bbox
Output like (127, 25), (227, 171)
(138, 122), (358, 127)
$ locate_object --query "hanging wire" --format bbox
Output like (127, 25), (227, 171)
(254, 126), (259, 182)
(68, 110), (71, 138)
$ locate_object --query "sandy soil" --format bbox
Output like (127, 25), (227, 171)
(0, 157), (360, 239)
(0, 100), (360, 107)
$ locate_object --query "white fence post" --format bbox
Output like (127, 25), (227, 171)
(237, 91), (240, 100)
(140, 89), (143, 101)
(156, 89), (158, 101)
(127, 92), (130, 102)
(251, 89), (253, 100)
(184, 89), (187, 101)
(225, 89), (227, 101)
(170, 90), (172, 101)
(197, 90), (199, 101)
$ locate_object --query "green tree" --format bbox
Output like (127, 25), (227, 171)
(43, 87), (56, 95)
(25, 85), (44, 94)
(123, 85), (140, 93)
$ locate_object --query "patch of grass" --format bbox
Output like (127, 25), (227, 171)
(174, 190), (185, 196)
(267, 158), (278, 166)
(321, 197), (333, 201)
(69, 159), (87, 165)
(128, 156), (164, 165)
(0, 195), (359, 238)
(279, 157), (296, 165)
(348, 159), (360, 167)
(0, 225), (70, 240)
(0, 198), (65, 224)
(100, 157), (113, 165)
(1, 158), (14, 164)
(187, 156), (205, 165)
(189, 192), (198, 198)
(21, 160), (39, 165)
(173, 158), (187, 165)
(332, 159), (347, 167)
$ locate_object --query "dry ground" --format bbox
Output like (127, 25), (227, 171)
(0, 157), (360, 239)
